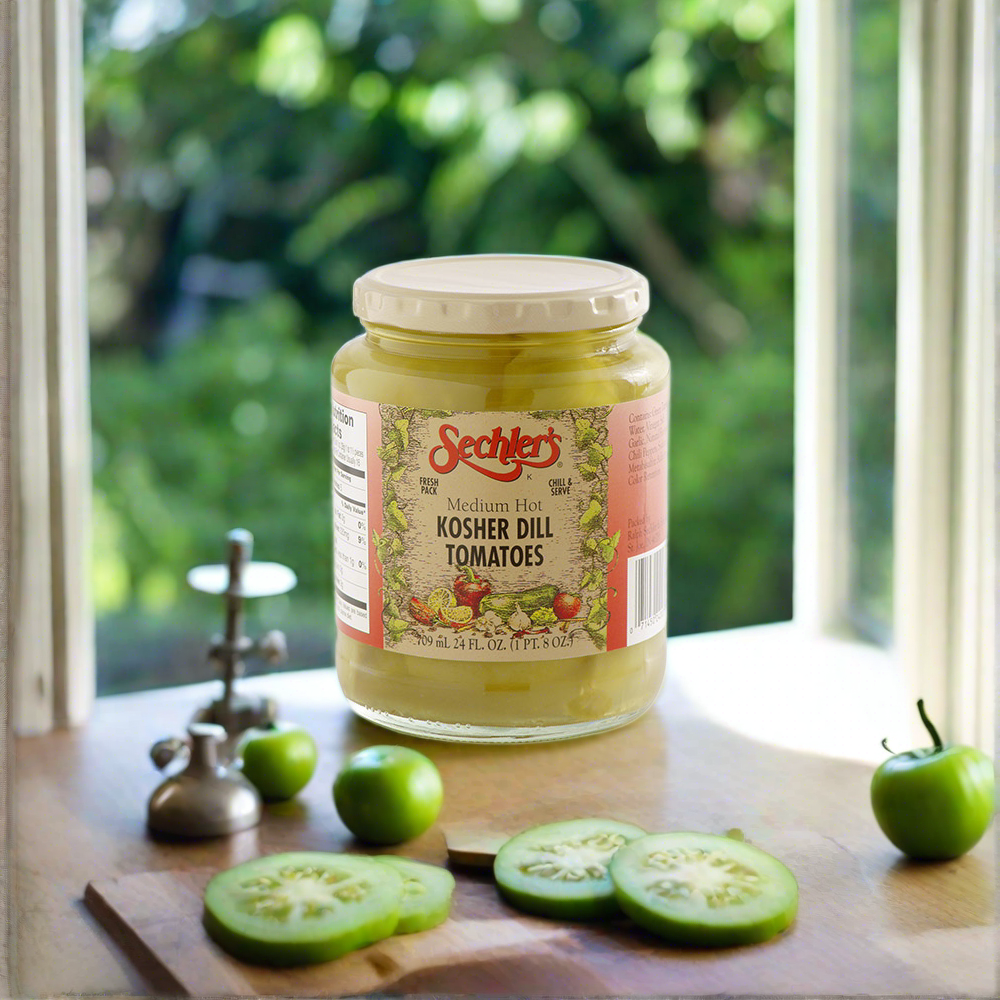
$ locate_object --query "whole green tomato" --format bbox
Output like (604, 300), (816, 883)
(333, 745), (443, 845)
(237, 722), (318, 801)
(871, 700), (995, 860)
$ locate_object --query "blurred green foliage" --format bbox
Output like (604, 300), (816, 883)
(85, 0), (796, 691)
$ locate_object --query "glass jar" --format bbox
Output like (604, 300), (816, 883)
(332, 255), (669, 743)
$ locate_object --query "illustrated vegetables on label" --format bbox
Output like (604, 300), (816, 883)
(478, 610), (504, 635)
(508, 605), (532, 632)
(439, 605), (473, 627)
(427, 588), (456, 613)
(409, 597), (436, 625)
(530, 607), (558, 626)
(553, 592), (582, 620)
(453, 566), (491, 616)
(479, 585), (559, 619)
(871, 699), (995, 861)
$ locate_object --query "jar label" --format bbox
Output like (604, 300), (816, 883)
(332, 390), (668, 660)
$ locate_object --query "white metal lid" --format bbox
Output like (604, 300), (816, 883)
(353, 254), (649, 334)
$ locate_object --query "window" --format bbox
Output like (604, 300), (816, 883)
(5, 0), (995, 753)
(82, 0), (797, 695)
(795, 0), (994, 750)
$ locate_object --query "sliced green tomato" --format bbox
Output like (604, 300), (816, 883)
(493, 818), (646, 920)
(610, 832), (798, 947)
(203, 852), (403, 966)
(374, 856), (456, 933)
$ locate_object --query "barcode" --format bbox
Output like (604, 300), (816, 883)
(627, 542), (666, 644)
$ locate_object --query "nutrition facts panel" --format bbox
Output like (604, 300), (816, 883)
(333, 400), (369, 634)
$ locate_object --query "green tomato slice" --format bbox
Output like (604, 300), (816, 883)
(203, 852), (403, 966)
(610, 832), (798, 947)
(493, 818), (646, 919)
(374, 856), (456, 934)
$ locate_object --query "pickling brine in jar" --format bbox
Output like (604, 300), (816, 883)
(332, 255), (669, 743)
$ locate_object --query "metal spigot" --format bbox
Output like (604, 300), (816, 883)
(187, 529), (297, 737)
(147, 723), (262, 838)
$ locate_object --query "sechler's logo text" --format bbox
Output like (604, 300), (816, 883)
(428, 423), (561, 482)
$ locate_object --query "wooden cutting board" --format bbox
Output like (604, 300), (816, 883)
(84, 868), (601, 997)
(83, 827), (993, 997)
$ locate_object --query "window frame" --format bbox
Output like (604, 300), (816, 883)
(6, 0), (93, 735)
(793, 0), (850, 637)
(796, 0), (995, 751)
(890, 0), (995, 751)
(2, 0), (995, 751)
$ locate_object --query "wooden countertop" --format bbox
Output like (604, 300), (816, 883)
(12, 638), (996, 997)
